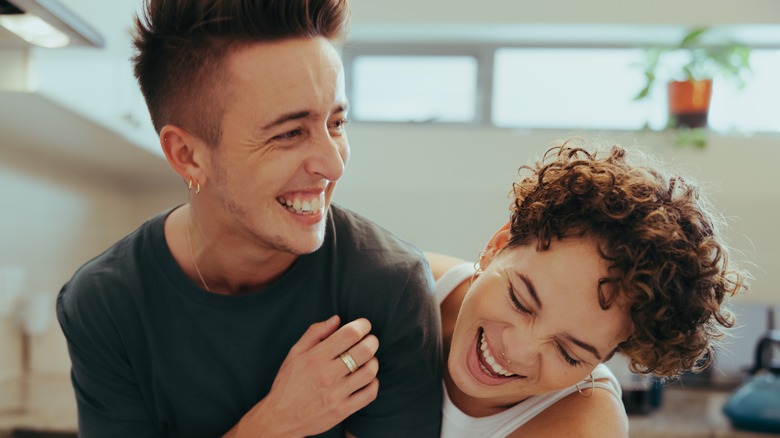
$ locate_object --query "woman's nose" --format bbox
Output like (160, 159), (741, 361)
(504, 333), (541, 369)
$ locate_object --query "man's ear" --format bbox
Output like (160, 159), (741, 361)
(159, 124), (209, 187)
(481, 222), (511, 269)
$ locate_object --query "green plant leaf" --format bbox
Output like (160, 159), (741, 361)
(682, 65), (695, 80)
(633, 27), (752, 99)
(679, 28), (708, 49)
(633, 85), (651, 101)
(675, 127), (708, 148)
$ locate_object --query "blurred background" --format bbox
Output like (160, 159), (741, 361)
(1, 0), (779, 436)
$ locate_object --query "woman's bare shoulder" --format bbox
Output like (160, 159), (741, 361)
(508, 384), (628, 438)
(424, 252), (468, 281)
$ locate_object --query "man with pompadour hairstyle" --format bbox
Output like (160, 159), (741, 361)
(56, 1), (443, 436)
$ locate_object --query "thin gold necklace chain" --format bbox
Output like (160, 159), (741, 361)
(187, 217), (212, 292)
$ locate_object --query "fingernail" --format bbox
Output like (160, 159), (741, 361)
(327, 315), (339, 324)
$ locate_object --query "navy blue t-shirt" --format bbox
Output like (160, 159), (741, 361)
(57, 204), (442, 437)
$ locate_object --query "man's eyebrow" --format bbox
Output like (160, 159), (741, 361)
(261, 103), (350, 131)
(518, 274), (542, 310)
(563, 334), (603, 361)
(262, 111), (312, 130)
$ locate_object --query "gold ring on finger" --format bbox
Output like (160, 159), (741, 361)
(339, 352), (359, 374)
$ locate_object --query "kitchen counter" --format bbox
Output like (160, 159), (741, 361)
(0, 376), (77, 437)
(0, 376), (778, 437)
(629, 386), (778, 438)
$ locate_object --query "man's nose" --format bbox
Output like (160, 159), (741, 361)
(306, 129), (347, 181)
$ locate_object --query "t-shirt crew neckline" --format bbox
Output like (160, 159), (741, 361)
(148, 206), (320, 310)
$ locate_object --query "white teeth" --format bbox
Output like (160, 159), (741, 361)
(277, 194), (325, 215)
(479, 331), (516, 377)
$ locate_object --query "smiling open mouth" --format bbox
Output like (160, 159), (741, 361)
(476, 328), (525, 379)
(276, 194), (324, 215)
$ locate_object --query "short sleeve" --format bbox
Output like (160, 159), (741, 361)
(56, 280), (159, 438)
(344, 256), (443, 437)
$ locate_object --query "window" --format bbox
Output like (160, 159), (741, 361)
(709, 49), (780, 133)
(345, 45), (780, 133)
(350, 55), (479, 123)
(492, 48), (665, 130)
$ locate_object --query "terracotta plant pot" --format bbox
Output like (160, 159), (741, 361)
(667, 79), (713, 128)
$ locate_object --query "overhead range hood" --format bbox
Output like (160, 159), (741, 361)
(0, 0), (103, 48)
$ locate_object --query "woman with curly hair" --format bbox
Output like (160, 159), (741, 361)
(428, 140), (747, 437)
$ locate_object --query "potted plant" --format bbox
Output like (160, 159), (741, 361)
(634, 27), (751, 134)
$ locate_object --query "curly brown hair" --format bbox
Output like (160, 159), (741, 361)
(506, 140), (746, 377)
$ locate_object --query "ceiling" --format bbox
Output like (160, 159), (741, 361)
(0, 20), (25, 48)
(0, 0), (104, 48)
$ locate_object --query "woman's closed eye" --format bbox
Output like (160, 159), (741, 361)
(556, 343), (582, 367)
(507, 286), (532, 315)
(507, 285), (583, 367)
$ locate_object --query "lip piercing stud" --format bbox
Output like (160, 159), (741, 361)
(501, 350), (512, 364)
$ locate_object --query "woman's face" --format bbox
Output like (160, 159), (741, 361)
(447, 234), (632, 409)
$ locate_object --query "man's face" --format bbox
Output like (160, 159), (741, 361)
(202, 37), (349, 255)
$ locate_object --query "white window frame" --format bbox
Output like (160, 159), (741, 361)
(342, 41), (780, 134)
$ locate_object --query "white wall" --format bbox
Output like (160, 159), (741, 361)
(0, 146), (182, 380)
(338, 0), (780, 307)
(335, 125), (779, 305)
(351, 0), (780, 25)
(0, 0), (778, 412)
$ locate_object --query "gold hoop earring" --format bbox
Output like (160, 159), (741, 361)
(470, 250), (486, 286)
(195, 182), (201, 194)
(473, 249), (488, 272)
(469, 268), (483, 287)
(576, 374), (595, 398)
(188, 178), (193, 191)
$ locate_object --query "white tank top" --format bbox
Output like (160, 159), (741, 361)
(436, 262), (622, 438)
